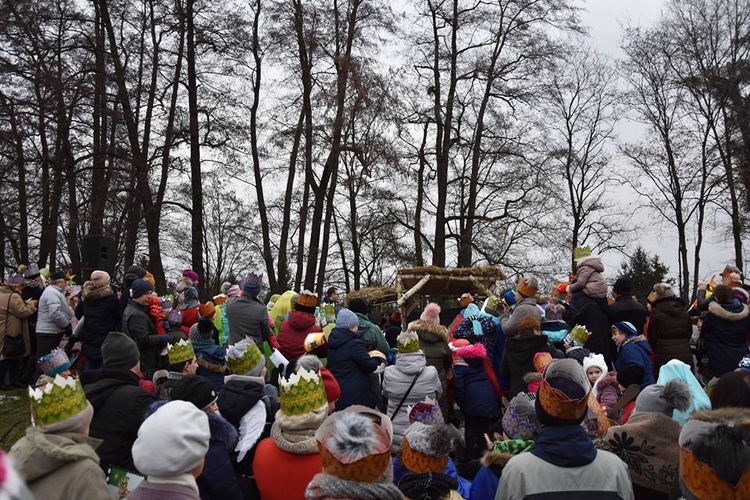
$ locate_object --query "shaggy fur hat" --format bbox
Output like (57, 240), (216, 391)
(401, 423), (456, 474)
(635, 379), (691, 416)
(420, 303), (441, 325)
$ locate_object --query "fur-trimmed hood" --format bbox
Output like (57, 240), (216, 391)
(708, 300), (750, 322)
(10, 429), (101, 482)
(454, 342), (487, 360)
(575, 255), (604, 272)
(686, 407), (750, 427)
(82, 281), (114, 302)
(408, 319), (449, 344)
(595, 371), (620, 393)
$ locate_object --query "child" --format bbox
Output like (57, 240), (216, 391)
(612, 321), (655, 386)
(583, 353), (608, 398)
(595, 371), (620, 411)
(541, 295), (569, 347)
(566, 246), (608, 302)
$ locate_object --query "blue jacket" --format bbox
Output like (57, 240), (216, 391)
(615, 336), (655, 386)
(453, 360), (501, 419)
(327, 326), (380, 410)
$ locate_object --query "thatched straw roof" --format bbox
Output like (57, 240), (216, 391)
(345, 287), (398, 306)
(396, 266), (506, 299)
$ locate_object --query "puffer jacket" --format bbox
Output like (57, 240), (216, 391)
(277, 309), (324, 361)
(647, 296), (693, 371)
(568, 256), (608, 298)
(75, 282), (121, 361)
(0, 285), (36, 360)
(9, 429), (110, 500)
(36, 284), (71, 334)
(453, 344), (502, 419)
(382, 352), (441, 446)
(595, 371), (620, 410)
(616, 336), (656, 386)
(501, 297), (543, 338)
(701, 300), (750, 378)
(409, 319), (452, 382)
(326, 326), (380, 410)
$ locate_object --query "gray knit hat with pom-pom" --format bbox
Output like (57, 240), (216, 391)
(634, 379), (692, 416)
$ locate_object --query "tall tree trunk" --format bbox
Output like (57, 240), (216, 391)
(277, 108), (305, 292)
(89, 0), (108, 236)
(4, 100), (29, 264)
(315, 166), (339, 296)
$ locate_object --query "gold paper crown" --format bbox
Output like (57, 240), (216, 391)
(29, 375), (89, 427)
(279, 368), (328, 416)
(680, 446), (750, 499)
(167, 338), (195, 365)
(397, 330), (420, 354)
(297, 290), (318, 309)
(226, 338), (264, 375)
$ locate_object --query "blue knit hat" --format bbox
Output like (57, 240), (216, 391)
(336, 308), (359, 330)
(613, 321), (637, 337)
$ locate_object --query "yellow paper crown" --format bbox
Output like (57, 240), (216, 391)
(279, 368), (328, 416)
(397, 330), (420, 354)
(29, 375), (89, 427)
(226, 338), (264, 375)
(167, 338), (195, 365)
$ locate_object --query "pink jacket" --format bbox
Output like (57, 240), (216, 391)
(568, 256), (608, 298)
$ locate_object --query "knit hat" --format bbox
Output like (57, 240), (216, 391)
(132, 400), (210, 476)
(536, 359), (591, 426)
(167, 338), (195, 365)
(533, 352), (553, 373)
(90, 270), (110, 287)
(617, 364), (646, 388)
(502, 392), (542, 440)
(29, 375), (93, 434)
(279, 368), (329, 416)
(22, 264), (40, 279)
(321, 368), (341, 404)
(227, 284), (240, 297)
(336, 308), (359, 330)
(182, 269), (199, 282)
(37, 348), (71, 377)
(612, 321), (637, 337)
(347, 298), (369, 315)
(398, 472), (459, 500)
(583, 353), (608, 377)
(296, 289), (318, 314)
(129, 278), (153, 299)
(102, 332), (140, 369)
(458, 293), (474, 308)
(612, 277), (632, 296)
(407, 397), (444, 426)
(316, 406), (394, 482)
(390, 311), (402, 325)
(503, 289), (518, 306)
(401, 423), (455, 474)
(420, 303), (441, 325)
(226, 338), (265, 376)
(397, 330), (421, 354)
(517, 276), (539, 298)
(191, 318), (215, 341)
(634, 379), (691, 416)
(198, 301), (215, 319)
(171, 375), (218, 410)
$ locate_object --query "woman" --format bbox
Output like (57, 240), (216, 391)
(0, 274), (37, 388)
(646, 282), (693, 372)
(700, 284), (750, 378)
(75, 270), (121, 370)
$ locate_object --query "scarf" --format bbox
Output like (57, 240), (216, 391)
(271, 408), (327, 455)
(531, 425), (597, 467)
(305, 472), (403, 500)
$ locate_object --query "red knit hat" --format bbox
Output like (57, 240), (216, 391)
(320, 368), (340, 403)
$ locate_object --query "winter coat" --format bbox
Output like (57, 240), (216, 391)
(595, 371), (620, 410)
(9, 429), (110, 500)
(277, 309), (324, 361)
(225, 293), (275, 351)
(393, 456), (471, 499)
(565, 293), (615, 367)
(0, 285), (36, 360)
(180, 306), (199, 335)
(409, 319), (452, 383)
(385, 322), (402, 348)
(75, 282), (121, 361)
(701, 300), (750, 378)
(193, 340), (228, 392)
(197, 411), (243, 500)
(568, 256), (608, 299)
(326, 326), (381, 410)
(128, 477), (201, 500)
(454, 345), (502, 419)
(616, 336), (656, 386)
(501, 297), (543, 338)
(501, 334), (559, 397)
(608, 295), (648, 335)
(83, 368), (156, 472)
(355, 312), (389, 356)
(147, 294), (167, 335)
(647, 297), (693, 371)
(253, 438), (323, 500)
(36, 284), (71, 334)
(123, 300), (165, 378)
(382, 352), (442, 446)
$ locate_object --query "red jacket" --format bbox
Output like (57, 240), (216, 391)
(148, 295), (166, 335)
(180, 306), (199, 334)
(277, 310), (324, 360)
(252, 438), (322, 500)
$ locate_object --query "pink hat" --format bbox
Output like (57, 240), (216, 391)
(182, 269), (199, 282)
(420, 303), (441, 326)
(728, 272), (742, 283)
(91, 270), (111, 287)
(227, 285), (240, 297)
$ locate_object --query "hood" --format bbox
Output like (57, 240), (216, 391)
(455, 342), (487, 360)
(208, 411), (239, 450)
(505, 334), (551, 357)
(394, 352), (427, 374)
(576, 256), (604, 272)
(82, 281), (114, 302)
(83, 370), (140, 410)
(708, 300), (749, 322)
(288, 309), (317, 330)
(218, 377), (266, 429)
(408, 319), (449, 343)
(621, 335), (653, 355)
(595, 371), (619, 392)
(327, 327), (357, 349)
(11, 429), (101, 482)
(652, 296), (687, 316)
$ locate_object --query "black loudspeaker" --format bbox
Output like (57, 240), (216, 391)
(81, 235), (115, 275)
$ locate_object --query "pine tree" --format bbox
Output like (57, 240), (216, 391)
(619, 246), (671, 303)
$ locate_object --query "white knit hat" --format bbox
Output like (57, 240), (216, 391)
(132, 400), (210, 476)
(582, 353), (608, 377)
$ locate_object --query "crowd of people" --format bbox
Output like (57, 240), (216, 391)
(0, 251), (748, 500)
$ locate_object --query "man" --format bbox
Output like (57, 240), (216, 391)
(155, 338), (199, 400)
(496, 359), (633, 499)
(346, 298), (389, 356)
(322, 287), (338, 304)
(607, 277), (648, 335)
(83, 331), (156, 473)
(123, 278), (168, 378)
(225, 271), (279, 351)
(35, 271), (72, 360)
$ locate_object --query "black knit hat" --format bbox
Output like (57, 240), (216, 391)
(102, 331), (140, 369)
(190, 318), (214, 341)
(171, 375), (217, 410)
(613, 277), (632, 296)
(617, 364), (645, 388)
(217, 378), (266, 428)
(50, 271), (68, 282)
(398, 472), (458, 500)
(130, 278), (153, 299)
(348, 298), (369, 315)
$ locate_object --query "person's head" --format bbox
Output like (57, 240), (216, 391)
(612, 277), (633, 297)
(326, 286), (338, 302)
(713, 284), (734, 304)
(634, 379), (691, 416)
(616, 364), (645, 391)
(38, 348), (72, 379)
(242, 270), (263, 297)
(129, 278), (153, 305)
(502, 392), (543, 440)
(320, 368), (341, 414)
(90, 270), (111, 288)
(611, 321), (637, 346)
(30, 375), (94, 435)
(171, 375), (219, 413)
(5, 273), (25, 292)
(132, 400), (210, 479)
(535, 359), (591, 426)
(335, 308), (359, 333)
(518, 315), (541, 335)
(583, 353), (608, 385)
(401, 422), (457, 474)
(295, 289), (318, 314)
(710, 371), (750, 409)
(458, 292), (474, 308)
(648, 282), (675, 303)
(167, 339), (197, 374)
(347, 297), (369, 315)
(182, 269), (199, 285)
(49, 271), (68, 289)
(226, 338), (266, 376)
(198, 301), (215, 320)
(397, 330), (421, 354)
(102, 331), (141, 373)
(516, 275), (539, 299)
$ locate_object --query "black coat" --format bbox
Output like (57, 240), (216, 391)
(199, 412), (243, 500)
(75, 283), (121, 361)
(123, 300), (164, 378)
(608, 296), (648, 335)
(647, 297), (693, 372)
(500, 334), (559, 398)
(385, 323), (401, 349)
(701, 301), (750, 378)
(327, 326), (380, 410)
(565, 294), (615, 367)
(83, 369), (155, 472)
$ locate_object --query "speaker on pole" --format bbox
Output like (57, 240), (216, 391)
(81, 235), (115, 275)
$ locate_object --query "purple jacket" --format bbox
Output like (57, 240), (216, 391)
(128, 481), (200, 500)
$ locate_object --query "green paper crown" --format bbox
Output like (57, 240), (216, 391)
(573, 246), (592, 260)
(29, 375), (89, 427)
(397, 331), (421, 354)
(168, 338), (195, 365)
(279, 368), (328, 416)
(321, 303), (336, 320)
(226, 339), (264, 375)
(569, 325), (591, 345)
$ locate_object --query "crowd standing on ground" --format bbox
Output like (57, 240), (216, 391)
(0, 253), (749, 499)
